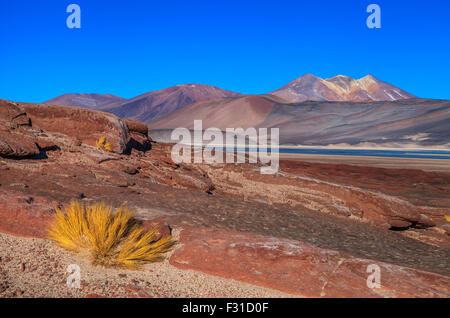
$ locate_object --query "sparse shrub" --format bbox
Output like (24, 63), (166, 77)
(48, 201), (175, 269)
(96, 136), (113, 152)
(103, 143), (113, 152)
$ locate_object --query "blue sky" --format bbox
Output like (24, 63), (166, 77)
(0, 0), (449, 102)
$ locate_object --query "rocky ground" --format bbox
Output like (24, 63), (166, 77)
(0, 230), (290, 298)
(0, 98), (449, 297)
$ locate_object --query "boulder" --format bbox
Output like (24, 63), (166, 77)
(127, 133), (152, 153)
(34, 138), (59, 151)
(0, 100), (31, 127)
(122, 118), (148, 136)
(0, 132), (40, 158)
(122, 118), (152, 152)
(20, 102), (131, 154)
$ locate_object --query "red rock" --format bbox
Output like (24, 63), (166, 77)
(441, 224), (450, 235)
(19, 102), (131, 154)
(160, 157), (179, 169)
(141, 219), (172, 240)
(35, 138), (59, 151)
(0, 132), (40, 158)
(0, 189), (55, 238)
(0, 100), (30, 126)
(170, 227), (450, 298)
(122, 118), (148, 136)
(217, 160), (448, 230)
(128, 132), (152, 152)
(322, 259), (450, 298)
(121, 118), (152, 152)
(101, 160), (139, 175)
(86, 153), (119, 164)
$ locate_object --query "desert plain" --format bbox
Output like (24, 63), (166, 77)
(0, 98), (449, 298)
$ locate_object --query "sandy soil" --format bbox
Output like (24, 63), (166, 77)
(280, 143), (450, 151)
(280, 154), (450, 172)
(0, 231), (292, 298)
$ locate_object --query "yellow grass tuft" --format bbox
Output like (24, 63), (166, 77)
(103, 143), (113, 152)
(96, 136), (114, 152)
(48, 201), (175, 269)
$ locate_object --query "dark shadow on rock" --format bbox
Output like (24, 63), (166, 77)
(125, 137), (152, 155)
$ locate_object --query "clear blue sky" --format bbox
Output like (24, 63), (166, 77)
(0, 0), (449, 102)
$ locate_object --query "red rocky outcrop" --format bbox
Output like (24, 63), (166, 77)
(0, 189), (56, 238)
(20, 102), (131, 153)
(0, 132), (40, 158)
(0, 100), (31, 127)
(0, 100), (39, 158)
(170, 227), (450, 298)
(122, 118), (152, 152)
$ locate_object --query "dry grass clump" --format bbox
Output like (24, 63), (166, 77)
(96, 136), (113, 152)
(48, 201), (175, 269)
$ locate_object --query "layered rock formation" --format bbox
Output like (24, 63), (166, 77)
(171, 228), (450, 298)
(0, 98), (449, 297)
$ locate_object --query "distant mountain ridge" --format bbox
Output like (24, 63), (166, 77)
(270, 74), (416, 102)
(101, 84), (243, 122)
(43, 74), (417, 123)
(43, 93), (126, 110)
(149, 96), (449, 147)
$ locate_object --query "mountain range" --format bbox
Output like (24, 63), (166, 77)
(44, 93), (126, 109)
(100, 84), (243, 122)
(43, 74), (415, 122)
(149, 95), (450, 146)
(41, 74), (450, 147)
(44, 84), (243, 122)
(271, 74), (415, 102)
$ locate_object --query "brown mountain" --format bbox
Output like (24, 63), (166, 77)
(150, 94), (287, 130)
(271, 74), (416, 102)
(149, 95), (450, 147)
(43, 93), (126, 109)
(101, 84), (244, 123)
(44, 75), (415, 123)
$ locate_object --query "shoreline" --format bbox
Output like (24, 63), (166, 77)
(279, 144), (450, 151)
(154, 140), (450, 152)
(280, 153), (450, 172)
